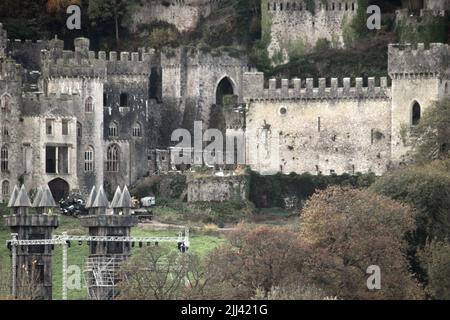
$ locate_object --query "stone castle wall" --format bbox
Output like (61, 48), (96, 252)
(187, 173), (249, 202)
(263, 0), (358, 62)
(244, 73), (392, 175)
(130, 0), (222, 33)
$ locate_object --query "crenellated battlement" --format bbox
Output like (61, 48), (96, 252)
(243, 72), (390, 101)
(266, 0), (358, 14)
(41, 37), (152, 79)
(388, 43), (450, 77)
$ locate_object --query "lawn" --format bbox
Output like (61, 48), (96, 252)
(0, 214), (224, 300)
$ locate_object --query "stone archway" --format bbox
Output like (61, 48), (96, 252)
(48, 178), (69, 201)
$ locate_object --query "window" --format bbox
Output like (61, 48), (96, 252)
(120, 93), (128, 107)
(2, 180), (9, 197)
(132, 122), (142, 137)
(1, 94), (11, 112)
(77, 122), (82, 137)
(45, 146), (56, 173)
(1, 146), (8, 172)
(109, 122), (118, 138)
(85, 96), (93, 113)
(46, 119), (54, 135)
(103, 92), (107, 107)
(62, 120), (69, 135)
(106, 144), (119, 172)
(2, 123), (8, 136)
(412, 101), (421, 126)
(84, 146), (94, 172)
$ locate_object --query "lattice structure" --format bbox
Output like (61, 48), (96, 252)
(83, 256), (124, 300)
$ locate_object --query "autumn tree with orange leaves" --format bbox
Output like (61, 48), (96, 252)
(299, 186), (424, 300)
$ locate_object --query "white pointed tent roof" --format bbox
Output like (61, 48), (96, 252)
(13, 185), (32, 207)
(39, 185), (57, 207)
(7, 185), (20, 208)
(91, 185), (109, 208)
(32, 186), (44, 207)
(110, 186), (122, 208)
(117, 185), (132, 208)
(85, 186), (96, 209)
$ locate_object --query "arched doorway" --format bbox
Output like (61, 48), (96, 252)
(211, 77), (235, 131)
(216, 77), (235, 106)
(412, 101), (421, 126)
(48, 178), (69, 201)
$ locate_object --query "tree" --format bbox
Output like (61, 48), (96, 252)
(202, 225), (311, 299)
(118, 245), (189, 300)
(418, 240), (450, 300)
(409, 99), (450, 163)
(88, 0), (136, 45)
(371, 159), (450, 250)
(299, 186), (423, 299)
(148, 27), (179, 50)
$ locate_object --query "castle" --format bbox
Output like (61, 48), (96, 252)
(0, 0), (450, 202)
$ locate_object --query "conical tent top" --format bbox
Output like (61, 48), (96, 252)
(32, 186), (43, 207)
(85, 186), (96, 208)
(13, 185), (32, 208)
(7, 185), (19, 208)
(117, 185), (132, 208)
(39, 185), (57, 208)
(92, 185), (109, 208)
(110, 186), (122, 208)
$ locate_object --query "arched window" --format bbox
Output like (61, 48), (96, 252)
(132, 122), (142, 137)
(2, 121), (9, 136)
(120, 93), (128, 107)
(412, 101), (421, 126)
(106, 144), (120, 172)
(85, 96), (94, 113)
(1, 145), (8, 172)
(1, 94), (11, 112)
(109, 121), (118, 138)
(2, 180), (9, 198)
(77, 122), (82, 137)
(84, 146), (94, 172)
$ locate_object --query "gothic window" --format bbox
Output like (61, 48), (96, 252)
(85, 96), (94, 113)
(1, 94), (11, 112)
(412, 101), (421, 126)
(109, 121), (118, 138)
(132, 122), (142, 137)
(84, 146), (94, 172)
(62, 119), (69, 135)
(46, 119), (54, 135)
(2, 122), (8, 136)
(120, 93), (128, 107)
(2, 180), (9, 197)
(77, 122), (82, 137)
(1, 145), (8, 172)
(106, 144), (119, 172)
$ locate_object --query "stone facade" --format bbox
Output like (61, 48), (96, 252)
(129, 0), (222, 33)
(242, 43), (450, 175)
(263, 0), (358, 62)
(187, 173), (249, 202)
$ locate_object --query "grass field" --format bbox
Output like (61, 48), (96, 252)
(0, 215), (224, 300)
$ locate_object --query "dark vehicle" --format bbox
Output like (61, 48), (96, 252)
(132, 208), (153, 223)
(59, 197), (88, 217)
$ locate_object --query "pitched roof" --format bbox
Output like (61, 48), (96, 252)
(32, 186), (43, 207)
(39, 185), (57, 207)
(91, 185), (109, 208)
(7, 185), (19, 208)
(117, 185), (132, 208)
(85, 186), (96, 208)
(110, 186), (122, 208)
(13, 185), (32, 207)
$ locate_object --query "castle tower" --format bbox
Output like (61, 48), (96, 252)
(3, 185), (59, 300)
(388, 43), (450, 166)
(40, 38), (107, 195)
(81, 185), (137, 300)
(263, 0), (359, 63)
